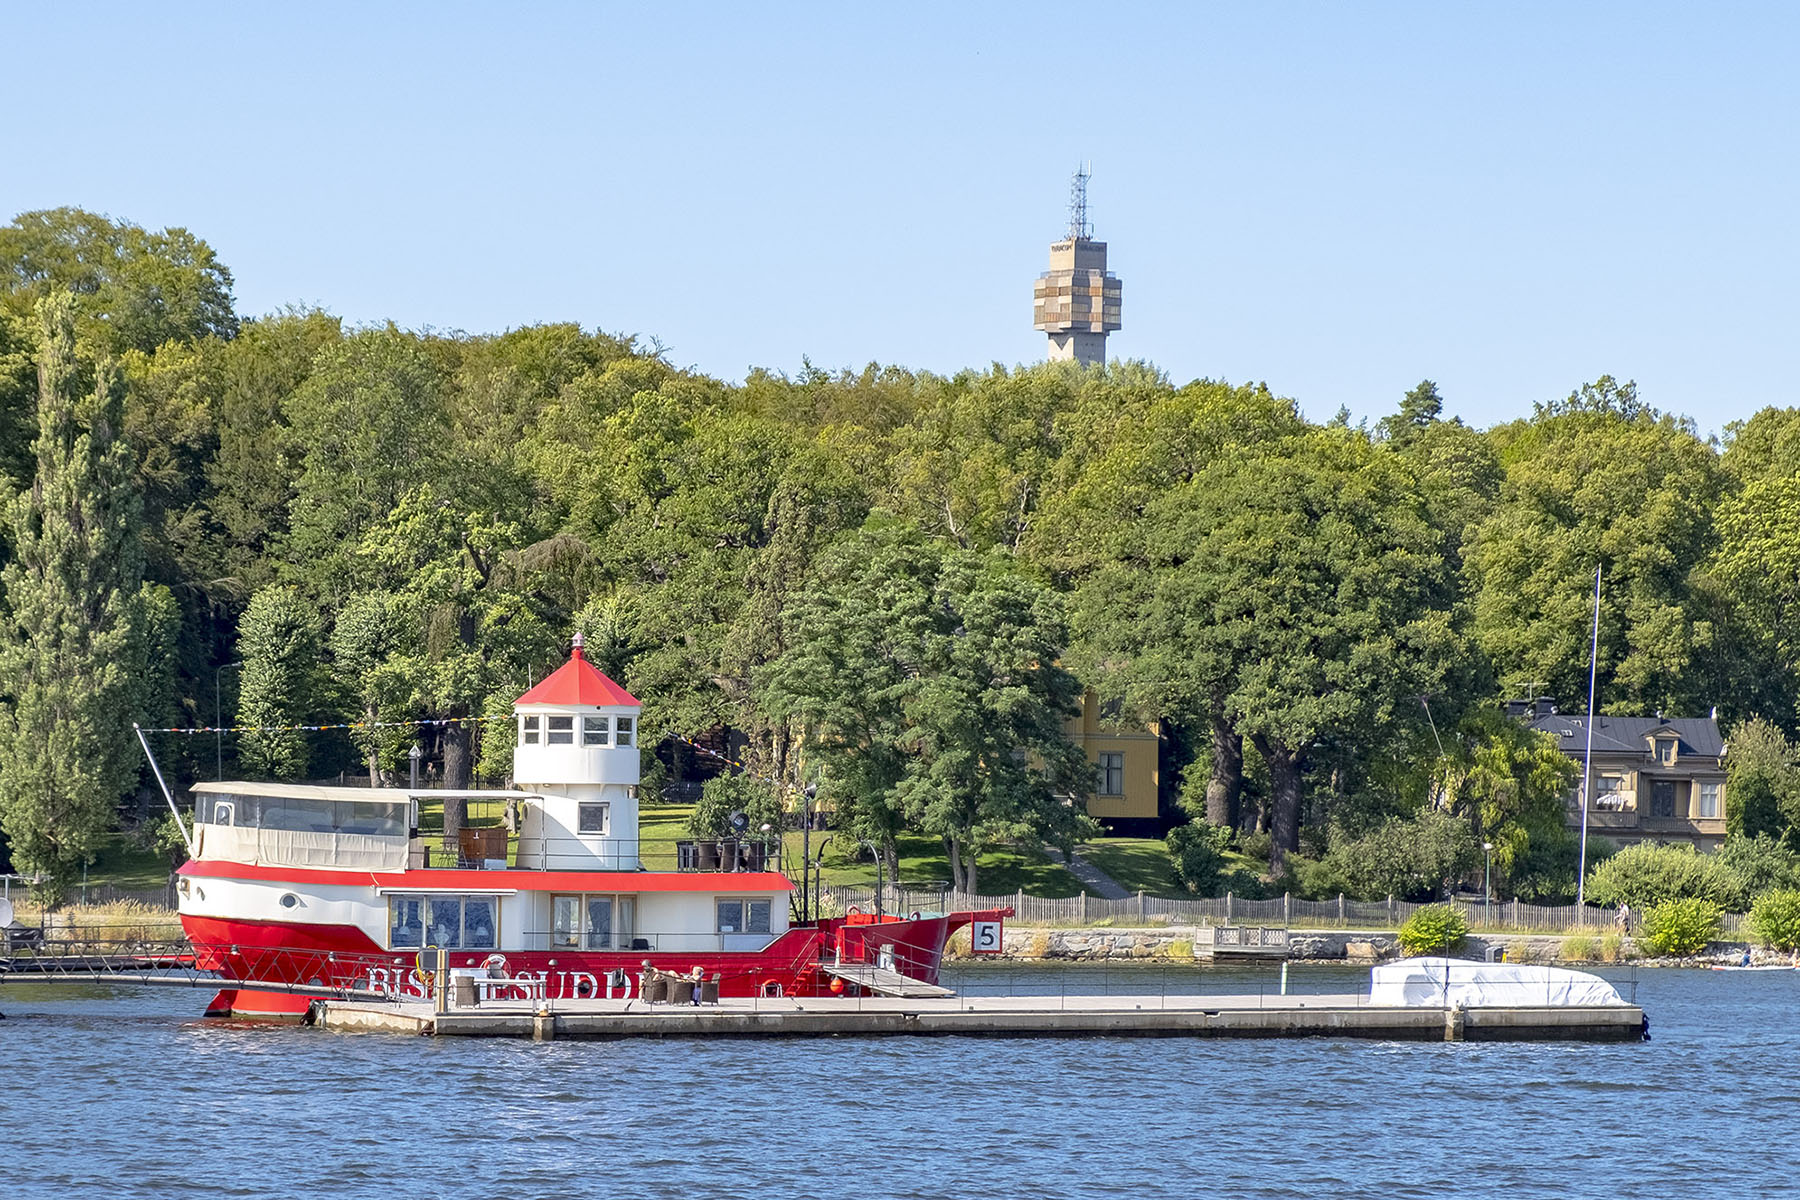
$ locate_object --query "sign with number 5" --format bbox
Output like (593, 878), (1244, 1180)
(970, 919), (1002, 955)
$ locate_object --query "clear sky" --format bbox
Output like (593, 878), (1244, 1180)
(4, 2), (1795, 435)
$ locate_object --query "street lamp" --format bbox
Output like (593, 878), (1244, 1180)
(409, 744), (423, 790)
(1482, 841), (1493, 926)
(215, 661), (243, 781)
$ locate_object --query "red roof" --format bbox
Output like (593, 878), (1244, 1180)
(515, 639), (639, 708)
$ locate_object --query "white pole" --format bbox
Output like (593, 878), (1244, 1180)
(134, 722), (194, 855)
(1575, 565), (1602, 917)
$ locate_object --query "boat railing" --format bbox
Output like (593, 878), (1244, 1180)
(409, 835), (785, 874)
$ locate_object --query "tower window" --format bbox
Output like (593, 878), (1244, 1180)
(578, 802), (610, 835)
(616, 716), (635, 747)
(520, 715), (540, 746)
(582, 716), (611, 747)
(547, 716), (574, 745)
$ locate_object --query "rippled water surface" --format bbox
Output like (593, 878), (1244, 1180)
(1, 964), (1791, 1199)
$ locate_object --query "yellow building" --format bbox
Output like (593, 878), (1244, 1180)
(1064, 690), (1160, 824)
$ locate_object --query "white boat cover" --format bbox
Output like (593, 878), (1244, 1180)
(1369, 957), (1626, 1007)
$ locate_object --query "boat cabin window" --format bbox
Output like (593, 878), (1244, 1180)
(192, 792), (407, 837)
(616, 716), (634, 748)
(551, 893), (636, 949)
(582, 716), (610, 746)
(547, 716), (574, 745)
(577, 802), (610, 835)
(520, 715), (541, 745)
(716, 898), (771, 935)
(389, 893), (498, 950)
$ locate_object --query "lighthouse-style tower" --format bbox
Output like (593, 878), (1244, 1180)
(511, 634), (642, 869)
(1032, 166), (1122, 366)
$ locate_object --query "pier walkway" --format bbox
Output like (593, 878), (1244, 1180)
(313, 991), (1646, 1043)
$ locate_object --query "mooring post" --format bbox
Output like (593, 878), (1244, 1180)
(1444, 1005), (1466, 1042)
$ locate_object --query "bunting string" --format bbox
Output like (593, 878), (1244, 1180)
(136, 714), (513, 736)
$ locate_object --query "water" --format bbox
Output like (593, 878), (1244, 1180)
(0, 964), (1790, 1199)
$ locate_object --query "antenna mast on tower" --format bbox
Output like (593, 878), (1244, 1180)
(1067, 164), (1092, 240)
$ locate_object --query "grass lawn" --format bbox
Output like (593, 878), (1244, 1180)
(783, 827), (1087, 898)
(1082, 837), (1182, 897)
(76, 832), (176, 893)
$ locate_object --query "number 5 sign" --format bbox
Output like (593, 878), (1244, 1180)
(969, 919), (1002, 955)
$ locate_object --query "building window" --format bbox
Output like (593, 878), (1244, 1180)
(578, 802), (610, 835)
(520, 715), (540, 746)
(717, 898), (772, 935)
(1097, 752), (1124, 797)
(1656, 738), (1676, 765)
(389, 894), (498, 950)
(582, 715), (610, 747)
(1594, 776), (1627, 811)
(1698, 781), (1722, 819)
(616, 716), (635, 748)
(547, 715), (574, 745)
(1651, 780), (1676, 818)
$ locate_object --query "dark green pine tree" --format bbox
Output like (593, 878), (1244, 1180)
(0, 292), (147, 901)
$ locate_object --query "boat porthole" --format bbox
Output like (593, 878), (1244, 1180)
(279, 893), (299, 909)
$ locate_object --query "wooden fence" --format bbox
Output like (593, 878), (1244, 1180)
(821, 884), (1747, 935)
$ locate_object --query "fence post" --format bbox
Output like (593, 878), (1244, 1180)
(1512, 898), (1520, 928)
(1136, 890), (1146, 924)
(1016, 888), (1024, 919)
(1387, 894), (1395, 927)
(1079, 891), (1088, 923)
(1283, 892), (1291, 925)
(1338, 893), (1346, 923)
(1226, 892), (1234, 923)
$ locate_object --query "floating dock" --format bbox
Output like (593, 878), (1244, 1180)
(310, 992), (1646, 1043)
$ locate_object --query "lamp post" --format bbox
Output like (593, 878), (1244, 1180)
(1482, 841), (1493, 927)
(409, 744), (423, 790)
(214, 661), (243, 781)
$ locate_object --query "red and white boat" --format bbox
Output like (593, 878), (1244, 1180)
(176, 639), (1006, 1017)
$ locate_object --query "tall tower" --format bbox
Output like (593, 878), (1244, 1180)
(1032, 167), (1122, 366)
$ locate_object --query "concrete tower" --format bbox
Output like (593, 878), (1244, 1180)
(1032, 167), (1122, 366)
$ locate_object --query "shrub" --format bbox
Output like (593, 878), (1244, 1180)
(1317, 811), (1479, 902)
(1583, 842), (1736, 909)
(1599, 930), (1626, 962)
(1511, 831), (1616, 903)
(1398, 904), (1469, 955)
(1167, 821), (1234, 895)
(1748, 888), (1800, 951)
(687, 773), (785, 839)
(1238, 831), (1273, 863)
(1639, 898), (1722, 957)
(1561, 934), (1598, 961)
(1717, 835), (1800, 911)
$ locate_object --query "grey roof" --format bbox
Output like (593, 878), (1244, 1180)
(1525, 713), (1725, 758)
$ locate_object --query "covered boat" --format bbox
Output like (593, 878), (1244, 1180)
(1370, 957), (1626, 1007)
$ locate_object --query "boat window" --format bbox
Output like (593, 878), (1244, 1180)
(390, 896), (425, 948)
(190, 793), (406, 837)
(582, 716), (610, 747)
(521, 715), (540, 746)
(615, 716), (635, 747)
(585, 897), (613, 949)
(716, 898), (771, 935)
(392, 894), (501, 950)
(551, 895), (581, 948)
(578, 802), (610, 835)
(547, 716), (575, 745)
(211, 800), (236, 827)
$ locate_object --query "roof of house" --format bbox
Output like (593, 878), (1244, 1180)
(515, 637), (640, 708)
(1525, 713), (1724, 758)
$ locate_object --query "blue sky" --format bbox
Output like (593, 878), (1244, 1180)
(4, 2), (1794, 435)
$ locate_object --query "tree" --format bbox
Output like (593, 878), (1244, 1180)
(1376, 379), (1443, 449)
(1724, 717), (1800, 842)
(1431, 707), (1578, 892)
(1469, 388), (1723, 711)
(235, 585), (324, 779)
(0, 293), (147, 899)
(760, 518), (1095, 892)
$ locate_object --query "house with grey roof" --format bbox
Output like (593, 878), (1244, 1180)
(1508, 698), (1728, 852)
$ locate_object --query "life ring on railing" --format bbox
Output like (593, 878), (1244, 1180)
(482, 953), (508, 978)
(847, 906), (862, 916)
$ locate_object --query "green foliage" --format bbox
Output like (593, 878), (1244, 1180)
(1715, 834), (1800, 910)
(1583, 841), (1737, 909)
(1308, 810), (1480, 902)
(1166, 821), (1234, 895)
(1723, 718), (1800, 842)
(235, 585), (323, 778)
(0, 293), (147, 902)
(1747, 888), (1800, 951)
(759, 517), (1096, 894)
(1639, 897), (1722, 956)
(1398, 904), (1469, 955)
(688, 772), (787, 840)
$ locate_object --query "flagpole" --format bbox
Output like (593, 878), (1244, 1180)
(1576, 564), (1602, 918)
